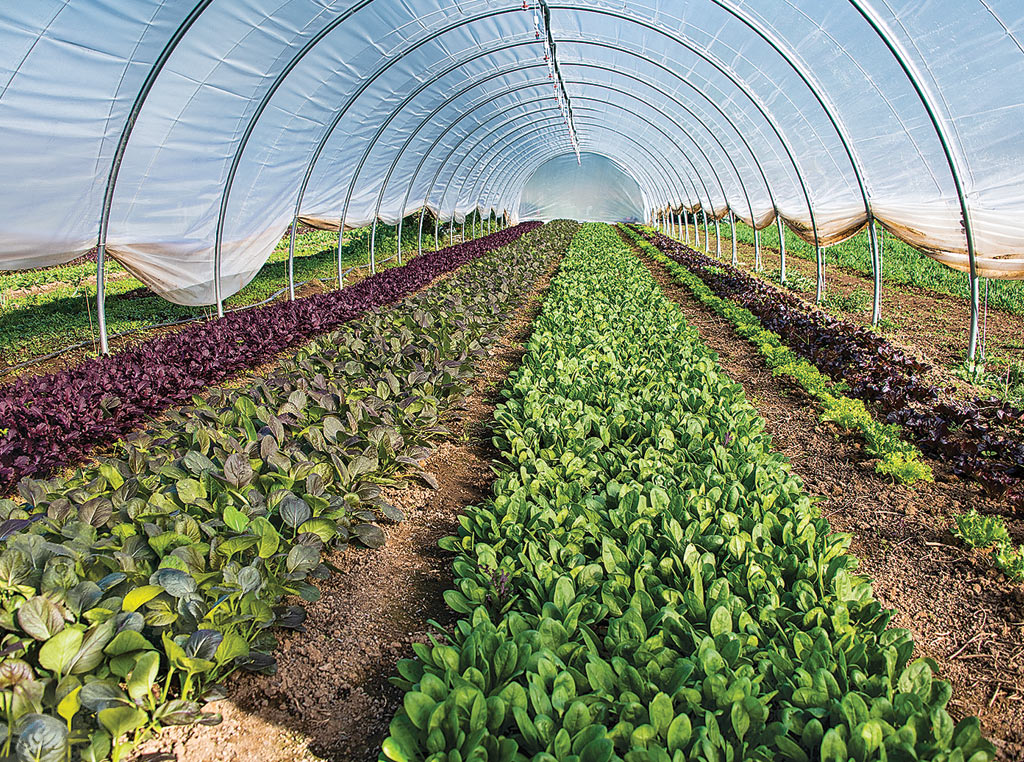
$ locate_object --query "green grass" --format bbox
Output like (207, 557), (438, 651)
(0, 213), (491, 368)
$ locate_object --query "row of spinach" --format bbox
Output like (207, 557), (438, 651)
(382, 223), (992, 762)
(616, 225), (932, 485)
(632, 226), (1024, 510)
(0, 220), (578, 762)
(0, 222), (542, 494)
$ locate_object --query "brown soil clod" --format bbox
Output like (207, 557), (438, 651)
(637, 247), (1024, 761)
(129, 257), (560, 762)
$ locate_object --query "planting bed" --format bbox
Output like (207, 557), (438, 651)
(634, 235), (1024, 759)
(0, 223), (540, 494)
(129, 225), (571, 762)
(0, 221), (572, 762)
(383, 224), (995, 762)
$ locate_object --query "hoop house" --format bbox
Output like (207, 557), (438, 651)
(1, 0), (1022, 358)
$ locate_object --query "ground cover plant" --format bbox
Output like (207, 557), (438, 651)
(636, 227), (1024, 510)
(382, 223), (993, 762)
(617, 225), (932, 486)
(951, 510), (1024, 581)
(0, 214), (468, 371)
(0, 223), (542, 495)
(0, 220), (577, 762)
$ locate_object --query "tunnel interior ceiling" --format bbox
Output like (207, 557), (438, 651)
(519, 152), (646, 222)
(1, 0), (1024, 304)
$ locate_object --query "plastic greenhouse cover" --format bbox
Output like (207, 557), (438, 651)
(0, 0), (1023, 306)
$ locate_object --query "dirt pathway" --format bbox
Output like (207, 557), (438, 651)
(637, 247), (1024, 760)
(130, 257), (559, 762)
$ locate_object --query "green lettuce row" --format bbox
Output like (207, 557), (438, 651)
(0, 221), (578, 762)
(382, 223), (990, 762)
(618, 225), (931, 486)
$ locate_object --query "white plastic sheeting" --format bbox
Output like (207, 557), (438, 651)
(520, 153), (644, 222)
(1, 0), (1023, 306)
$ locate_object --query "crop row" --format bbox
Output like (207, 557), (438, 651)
(0, 222), (542, 495)
(635, 227), (1024, 509)
(382, 223), (992, 762)
(0, 220), (577, 762)
(616, 225), (931, 485)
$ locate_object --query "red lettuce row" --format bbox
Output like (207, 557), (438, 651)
(0, 222), (542, 493)
(635, 226), (1024, 509)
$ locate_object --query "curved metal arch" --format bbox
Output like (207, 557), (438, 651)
(450, 104), (698, 232)
(447, 83), (718, 219)
(458, 90), (721, 237)
(489, 137), (691, 227)
(568, 38), (781, 232)
(547, 4), (822, 290)
(393, 92), (565, 257)
(562, 59), (756, 230)
(94, 0), (216, 353)
(333, 46), (564, 271)
(455, 73), (734, 234)
(460, 122), (673, 225)
(412, 114), (574, 256)
(467, 113), (693, 226)
(449, 120), (676, 231)
(411, 86), (700, 246)
(285, 43), (546, 296)
(845, 0), (981, 358)
(363, 63), (557, 258)
(491, 130), (694, 226)
(388, 86), (562, 261)
(214, 4), (530, 313)
(483, 118), (703, 217)
(490, 125), (685, 218)
(695, 0), (878, 308)
(375, 46), (764, 257)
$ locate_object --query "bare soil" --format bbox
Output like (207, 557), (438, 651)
(637, 248), (1024, 760)
(129, 256), (559, 762)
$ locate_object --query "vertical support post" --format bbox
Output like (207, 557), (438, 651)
(287, 217), (297, 300)
(777, 214), (787, 284)
(370, 218), (378, 275)
(730, 211), (737, 266)
(397, 214), (404, 265)
(336, 220), (345, 289)
(418, 207), (425, 258)
(702, 210), (709, 253)
(214, 254), (224, 318)
(815, 246), (824, 303)
(754, 227), (761, 271)
(715, 217), (722, 260)
(96, 245), (109, 354)
(685, 212), (691, 245)
(869, 219), (882, 325)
